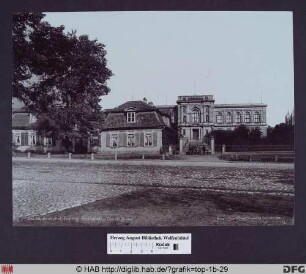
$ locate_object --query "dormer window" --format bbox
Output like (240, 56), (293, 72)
(127, 112), (136, 123)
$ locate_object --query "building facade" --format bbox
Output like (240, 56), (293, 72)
(101, 95), (267, 155)
(12, 97), (54, 152)
(13, 94), (267, 155)
(177, 95), (267, 144)
(100, 101), (177, 155)
(12, 97), (90, 153)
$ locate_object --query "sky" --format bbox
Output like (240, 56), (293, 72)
(45, 11), (294, 126)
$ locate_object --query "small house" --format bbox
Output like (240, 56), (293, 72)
(100, 100), (178, 156)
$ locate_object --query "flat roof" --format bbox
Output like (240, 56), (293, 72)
(214, 103), (267, 108)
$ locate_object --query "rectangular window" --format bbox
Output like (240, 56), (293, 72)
(127, 133), (135, 146)
(14, 132), (21, 145)
(110, 134), (118, 148)
(29, 132), (37, 146)
(192, 111), (200, 123)
(226, 114), (232, 124)
(254, 113), (261, 123)
(127, 112), (136, 123)
(144, 133), (153, 146)
(245, 114), (251, 123)
(182, 129), (186, 136)
(44, 137), (52, 146)
(183, 116), (187, 123)
(216, 115), (223, 124)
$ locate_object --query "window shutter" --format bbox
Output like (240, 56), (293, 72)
(153, 131), (158, 146)
(21, 132), (28, 146)
(106, 133), (110, 147)
(118, 133), (123, 147)
(135, 132), (140, 147)
(122, 133), (127, 147)
(140, 132), (144, 147)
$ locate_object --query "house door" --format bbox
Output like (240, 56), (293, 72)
(192, 129), (200, 141)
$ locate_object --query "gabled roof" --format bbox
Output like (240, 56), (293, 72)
(104, 101), (157, 113)
(12, 113), (34, 129)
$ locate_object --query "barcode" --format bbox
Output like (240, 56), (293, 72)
(173, 244), (179, 250)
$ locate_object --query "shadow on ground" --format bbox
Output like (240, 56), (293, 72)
(16, 188), (294, 227)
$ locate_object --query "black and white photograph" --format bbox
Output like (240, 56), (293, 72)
(12, 11), (294, 227)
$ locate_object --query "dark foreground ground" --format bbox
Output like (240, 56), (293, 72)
(13, 157), (294, 226)
(18, 188), (293, 226)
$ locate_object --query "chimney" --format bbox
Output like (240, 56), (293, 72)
(143, 97), (147, 103)
(148, 101), (154, 106)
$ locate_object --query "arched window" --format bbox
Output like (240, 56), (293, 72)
(236, 112), (242, 123)
(254, 111), (261, 123)
(205, 115), (209, 122)
(226, 112), (233, 123)
(192, 108), (200, 123)
(182, 106), (187, 113)
(245, 111), (251, 123)
(216, 112), (223, 124)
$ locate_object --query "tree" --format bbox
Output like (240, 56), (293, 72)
(213, 130), (234, 145)
(249, 127), (262, 144)
(12, 12), (113, 140)
(233, 125), (249, 144)
(213, 125), (264, 146)
(267, 123), (294, 145)
(12, 12), (45, 100)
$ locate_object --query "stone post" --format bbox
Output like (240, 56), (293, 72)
(87, 138), (91, 154)
(221, 144), (226, 154)
(91, 153), (94, 160)
(27, 151), (31, 158)
(115, 151), (118, 160)
(142, 153), (145, 159)
(169, 145), (173, 155)
(179, 138), (184, 154)
(72, 138), (76, 153)
(69, 153), (72, 159)
(47, 152), (51, 158)
(210, 137), (215, 155)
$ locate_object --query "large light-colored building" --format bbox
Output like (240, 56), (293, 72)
(177, 95), (267, 143)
